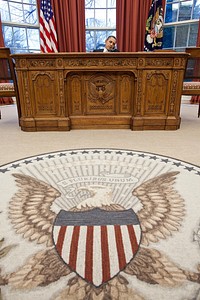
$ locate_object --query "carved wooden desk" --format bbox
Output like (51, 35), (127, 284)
(12, 52), (188, 131)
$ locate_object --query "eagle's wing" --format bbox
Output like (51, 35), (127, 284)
(9, 173), (61, 247)
(52, 274), (145, 300)
(7, 248), (71, 289)
(89, 82), (98, 100)
(103, 82), (114, 98)
(124, 247), (187, 286)
(133, 171), (185, 246)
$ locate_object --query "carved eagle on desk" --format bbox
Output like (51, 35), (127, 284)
(2, 171), (200, 299)
(89, 77), (114, 104)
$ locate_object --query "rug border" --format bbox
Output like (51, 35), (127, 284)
(0, 147), (199, 170)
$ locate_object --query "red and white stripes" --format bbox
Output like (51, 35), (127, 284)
(39, 0), (58, 53)
(54, 224), (140, 287)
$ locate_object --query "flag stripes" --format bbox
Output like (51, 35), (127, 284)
(127, 224), (140, 253)
(39, 0), (58, 53)
(101, 226), (110, 282)
(114, 225), (127, 270)
(54, 224), (140, 287)
(85, 226), (94, 282)
(69, 226), (80, 270)
(56, 225), (66, 256)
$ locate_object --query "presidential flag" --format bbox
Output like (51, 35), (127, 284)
(144, 0), (164, 51)
(39, 0), (58, 53)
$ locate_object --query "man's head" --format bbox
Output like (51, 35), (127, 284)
(105, 36), (117, 51)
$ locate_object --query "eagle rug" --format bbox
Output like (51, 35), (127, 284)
(0, 148), (200, 300)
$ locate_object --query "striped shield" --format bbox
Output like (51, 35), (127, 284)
(53, 208), (141, 287)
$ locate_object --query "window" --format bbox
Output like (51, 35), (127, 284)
(85, 0), (116, 52)
(0, 0), (40, 53)
(164, 0), (200, 51)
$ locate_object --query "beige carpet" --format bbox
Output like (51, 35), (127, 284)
(0, 104), (200, 300)
(0, 103), (200, 167)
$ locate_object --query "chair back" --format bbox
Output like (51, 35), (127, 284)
(185, 48), (200, 79)
(182, 47), (200, 95)
(0, 47), (21, 119)
(182, 47), (200, 117)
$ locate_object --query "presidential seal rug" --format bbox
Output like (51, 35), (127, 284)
(0, 148), (200, 300)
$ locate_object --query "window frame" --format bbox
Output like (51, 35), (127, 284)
(85, 0), (116, 52)
(0, 0), (40, 53)
(163, 0), (199, 50)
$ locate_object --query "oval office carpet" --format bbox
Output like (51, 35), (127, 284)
(0, 148), (200, 300)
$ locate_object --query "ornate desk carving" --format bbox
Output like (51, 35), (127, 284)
(12, 52), (188, 131)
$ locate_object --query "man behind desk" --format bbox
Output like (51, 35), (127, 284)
(93, 36), (119, 52)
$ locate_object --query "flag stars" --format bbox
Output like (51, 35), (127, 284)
(23, 160), (32, 165)
(11, 164), (20, 169)
(35, 157), (44, 161)
(173, 162), (182, 167)
(0, 168), (9, 173)
(184, 166), (194, 172)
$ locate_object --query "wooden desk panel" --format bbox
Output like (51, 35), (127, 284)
(12, 52), (188, 131)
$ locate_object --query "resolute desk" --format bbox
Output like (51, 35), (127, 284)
(12, 52), (188, 131)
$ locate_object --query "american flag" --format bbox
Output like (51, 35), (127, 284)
(39, 0), (58, 53)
